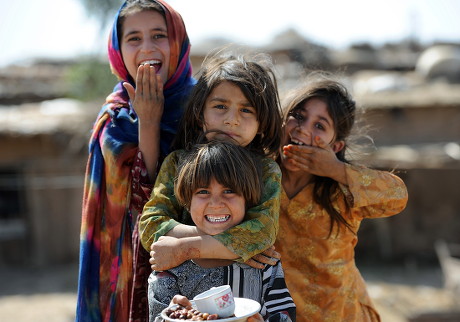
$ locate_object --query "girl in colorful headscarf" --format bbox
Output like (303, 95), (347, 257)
(76, 1), (196, 321)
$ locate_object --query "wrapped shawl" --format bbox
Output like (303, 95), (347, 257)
(76, 1), (195, 321)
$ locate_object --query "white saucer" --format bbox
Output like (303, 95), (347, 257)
(161, 297), (261, 322)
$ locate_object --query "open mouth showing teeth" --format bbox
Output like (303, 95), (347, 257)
(140, 60), (161, 72)
(205, 215), (230, 223)
(291, 140), (305, 146)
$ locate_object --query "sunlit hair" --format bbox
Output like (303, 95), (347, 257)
(117, 0), (165, 45)
(174, 140), (263, 210)
(281, 72), (357, 236)
(173, 48), (282, 157)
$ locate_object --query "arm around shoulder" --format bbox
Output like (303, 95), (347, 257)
(138, 151), (184, 251)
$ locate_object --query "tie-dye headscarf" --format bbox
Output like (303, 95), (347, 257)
(76, 1), (196, 321)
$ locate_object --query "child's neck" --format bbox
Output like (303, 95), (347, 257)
(282, 167), (313, 199)
(192, 258), (235, 268)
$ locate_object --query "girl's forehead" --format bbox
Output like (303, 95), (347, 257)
(292, 102), (309, 114)
(294, 99), (334, 122)
(122, 9), (166, 29)
(299, 97), (328, 111)
(207, 81), (249, 100)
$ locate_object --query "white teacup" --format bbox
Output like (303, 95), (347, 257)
(193, 285), (235, 318)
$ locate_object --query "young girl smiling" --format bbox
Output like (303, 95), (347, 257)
(275, 74), (408, 322)
(139, 51), (283, 271)
(77, 1), (195, 320)
(147, 140), (295, 322)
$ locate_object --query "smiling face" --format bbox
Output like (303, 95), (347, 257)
(120, 10), (170, 84)
(281, 97), (343, 171)
(202, 81), (260, 147)
(189, 178), (246, 236)
(284, 98), (336, 146)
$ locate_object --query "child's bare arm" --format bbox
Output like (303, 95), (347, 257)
(150, 228), (279, 271)
(139, 152), (185, 251)
(149, 235), (238, 271)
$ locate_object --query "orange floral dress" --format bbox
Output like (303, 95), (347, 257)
(275, 164), (408, 322)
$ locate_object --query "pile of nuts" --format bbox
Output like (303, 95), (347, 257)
(164, 306), (221, 321)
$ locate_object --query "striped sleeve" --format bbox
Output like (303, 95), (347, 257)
(224, 264), (263, 301)
(223, 262), (296, 322)
(260, 261), (296, 322)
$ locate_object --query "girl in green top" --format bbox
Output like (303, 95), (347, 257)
(139, 50), (283, 270)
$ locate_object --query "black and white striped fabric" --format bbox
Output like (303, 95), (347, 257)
(149, 260), (296, 322)
(223, 262), (296, 321)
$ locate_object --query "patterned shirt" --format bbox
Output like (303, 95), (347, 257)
(139, 149), (282, 262)
(148, 260), (296, 321)
(275, 164), (408, 322)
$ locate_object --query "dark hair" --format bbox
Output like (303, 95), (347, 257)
(117, 0), (165, 45)
(282, 73), (357, 235)
(174, 140), (263, 210)
(173, 50), (282, 157)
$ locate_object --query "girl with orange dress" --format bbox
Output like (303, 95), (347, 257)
(275, 74), (408, 322)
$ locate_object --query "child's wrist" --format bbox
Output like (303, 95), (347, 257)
(334, 161), (348, 185)
(180, 236), (203, 260)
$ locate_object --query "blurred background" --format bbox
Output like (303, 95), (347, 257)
(0, 0), (459, 321)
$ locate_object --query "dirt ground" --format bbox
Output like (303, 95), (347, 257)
(0, 262), (459, 322)
(0, 262), (77, 322)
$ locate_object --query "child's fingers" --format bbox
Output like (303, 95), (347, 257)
(283, 145), (312, 163)
(146, 67), (164, 104)
(284, 146), (312, 165)
(284, 144), (315, 153)
(288, 157), (311, 172)
(171, 295), (192, 309)
(156, 74), (164, 95)
(135, 64), (144, 93)
(253, 253), (278, 266)
(149, 253), (156, 271)
(149, 65), (157, 95)
(244, 258), (265, 270)
(262, 245), (281, 260)
(122, 82), (135, 102)
(142, 64), (151, 95)
(149, 251), (156, 263)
